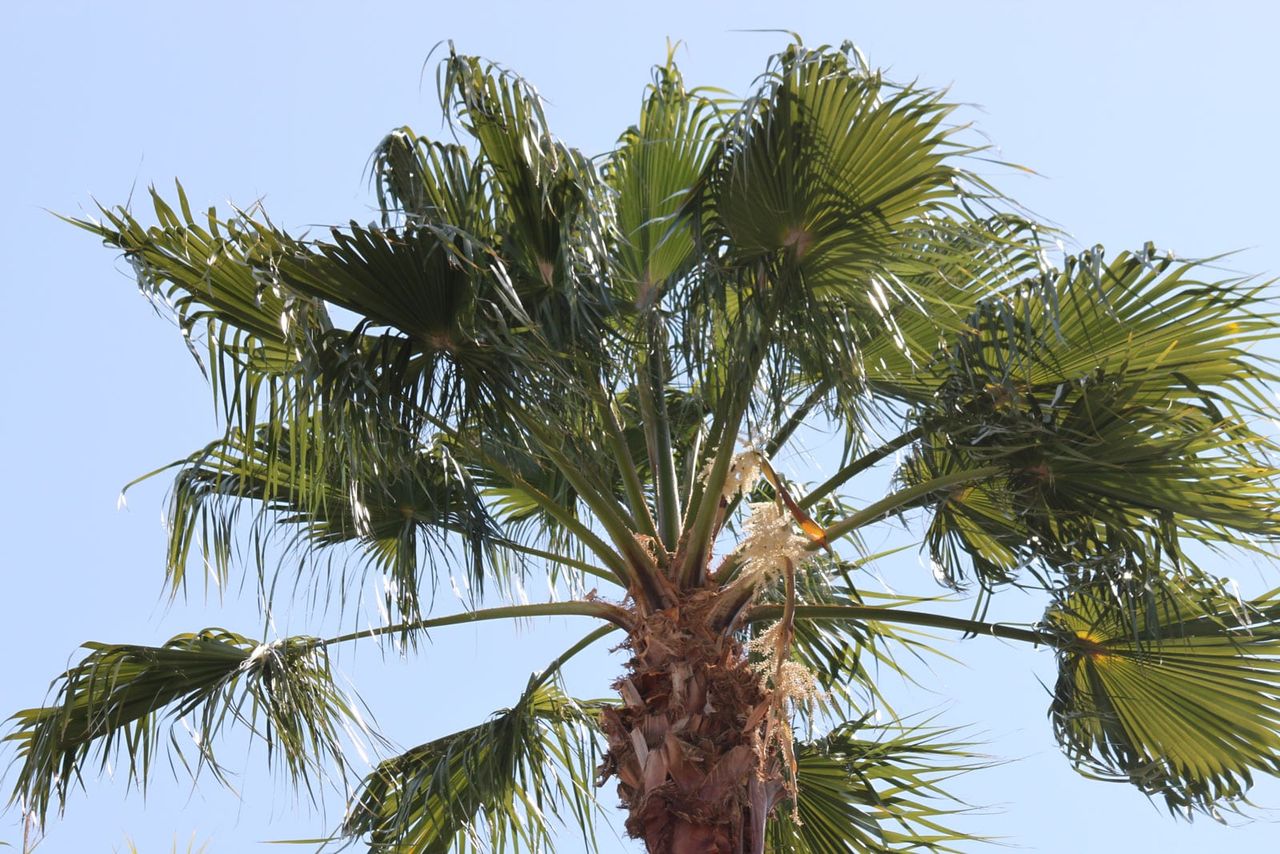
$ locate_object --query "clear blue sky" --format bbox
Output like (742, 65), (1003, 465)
(4, 1), (1280, 851)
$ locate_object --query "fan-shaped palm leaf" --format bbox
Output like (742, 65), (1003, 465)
(7, 629), (362, 824)
(1046, 580), (1280, 815)
(159, 425), (500, 620)
(765, 720), (983, 853)
(605, 49), (722, 307)
(904, 248), (1280, 588)
(342, 679), (603, 853)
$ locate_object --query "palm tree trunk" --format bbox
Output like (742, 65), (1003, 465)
(598, 589), (785, 853)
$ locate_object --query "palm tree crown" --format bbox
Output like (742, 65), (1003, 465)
(8, 40), (1280, 853)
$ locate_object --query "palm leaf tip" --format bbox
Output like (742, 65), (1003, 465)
(1046, 581), (1280, 816)
(5, 629), (364, 825)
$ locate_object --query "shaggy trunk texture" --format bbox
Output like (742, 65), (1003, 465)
(598, 590), (786, 854)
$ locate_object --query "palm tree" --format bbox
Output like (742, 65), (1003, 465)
(8, 39), (1280, 853)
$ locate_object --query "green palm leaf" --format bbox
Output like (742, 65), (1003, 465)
(605, 50), (722, 306)
(708, 43), (964, 289)
(908, 382), (1280, 588)
(906, 438), (1029, 588)
(906, 247), (1280, 588)
(765, 720), (982, 853)
(929, 247), (1277, 421)
(689, 42), (1042, 452)
(7, 629), (363, 824)
(438, 48), (609, 325)
(239, 219), (533, 443)
(1046, 580), (1280, 815)
(69, 186), (327, 410)
(370, 133), (497, 236)
(159, 425), (500, 619)
(847, 216), (1045, 408)
(343, 679), (602, 853)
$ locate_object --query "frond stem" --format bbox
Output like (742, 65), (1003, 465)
(521, 425), (667, 610)
(451, 439), (635, 588)
(598, 391), (660, 543)
(636, 316), (682, 550)
(677, 385), (753, 588)
(764, 383), (830, 460)
(418, 411), (635, 586)
(748, 603), (1052, 647)
(320, 601), (632, 647)
(529, 623), (621, 691)
(679, 274), (777, 587)
(496, 540), (620, 585)
(817, 466), (1004, 547)
(799, 425), (925, 510)
(512, 413), (663, 586)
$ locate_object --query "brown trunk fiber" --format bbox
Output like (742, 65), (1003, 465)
(597, 589), (785, 853)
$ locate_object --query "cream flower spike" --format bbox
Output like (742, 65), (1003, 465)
(719, 447), (765, 501)
(734, 501), (811, 584)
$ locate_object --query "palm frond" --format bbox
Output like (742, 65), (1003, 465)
(605, 49), (722, 306)
(7, 630), (364, 825)
(438, 47), (612, 341)
(707, 42), (968, 290)
(370, 133), (497, 236)
(904, 249), (1280, 589)
(1046, 579), (1280, 816)
(240, 218), (540, 454)
(342, 680), (603, 853)
(911, 402), (1279, 592)
(73, 193), (480, 530)
(255, 219), (516, 347)
(160, 425), (501, 621)
(69, 186), (328, 426)
(934, 247), (1278, 415)
(765, 719), (984, 853)
(687, 42), (1039, 454)
(77, 182), (589, 556)
(77, 186), (601, 616)
(906, 437), (1029, 589)
(845, 215), (1046, 408)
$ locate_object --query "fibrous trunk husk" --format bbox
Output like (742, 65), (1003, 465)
(597, 590), (786, 854)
